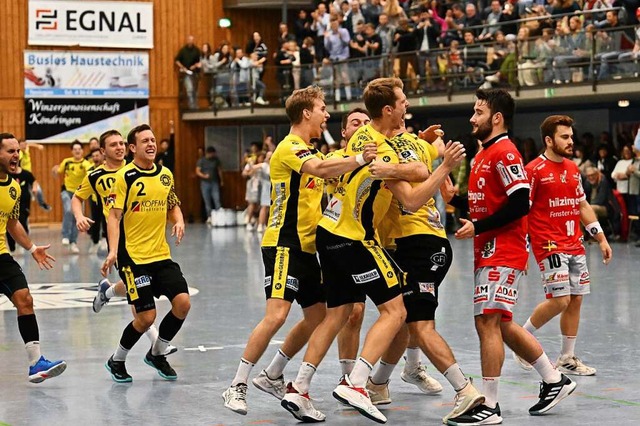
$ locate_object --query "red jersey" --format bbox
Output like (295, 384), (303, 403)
(526, 155), (586, 262)
(468, 134), (529, 270)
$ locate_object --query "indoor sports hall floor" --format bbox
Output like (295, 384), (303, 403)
(0, 225), (638, 425)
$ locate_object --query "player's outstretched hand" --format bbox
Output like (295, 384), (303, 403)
(76, 215), (95, 232)
(102, 253), (116, 277)
(418, 124), (442, 143)
(440, 176), (456, 203)
(31, 245), (55, 270)
(362, 143), (377, 163)
(455, 218), (475, 239)
(442, 141), (466, 169)
(600, 239), (612, 265)
(172, 222), (185, 246)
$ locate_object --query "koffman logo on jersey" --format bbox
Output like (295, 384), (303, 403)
(131, 199), (166, 212)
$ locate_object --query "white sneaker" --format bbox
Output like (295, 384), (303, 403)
(164, 345), (178, 356)
(255, 97), (268, 105)
(333, 375), (387, 423)
(556, 354), (596, 376)
(257, 224), (266, 233)
(401, 363), (443, 394)
(61, 238), (70, 246)
(252, 370), (286, 400)
(88, 243), (99, 254)
(281, 382), (326, 422)
(366, 378), (392, 405)
(222, 383), (248, 415)
(513, 351), (533, 371)
(442, 380), (486, 424)
(70, 243), (80, 254)
(246, 222), (256, 231)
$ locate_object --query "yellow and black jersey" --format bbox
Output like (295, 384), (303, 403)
(324, 148), (346, 199)
(0, 176), (21, 255)
(318, 124), (421, 242)
(384, 133), (447, 240)
(262, 134), (325, 254)
(110, 162), (180, 265)
(58, 157), (92, 192)
(75, 161), (126, 218)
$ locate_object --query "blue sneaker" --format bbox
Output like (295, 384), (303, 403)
(93, 279), (111, 313)
(28, 356), (67, 383)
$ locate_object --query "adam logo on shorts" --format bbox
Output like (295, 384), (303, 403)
(352, 269), (380, 284)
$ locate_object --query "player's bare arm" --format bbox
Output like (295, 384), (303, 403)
(578, 199), (612, 264)
(6, 218), (55, 270)
(102, 207), (122, 277)
(71, 194), (94, 232)
(168, 205), (185, 246)
(301, 143), (377, 179)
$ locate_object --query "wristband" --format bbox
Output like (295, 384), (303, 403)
(585, 221), (603, 236)
(355, 153), (367, 166)
(29, 244), (37, 254)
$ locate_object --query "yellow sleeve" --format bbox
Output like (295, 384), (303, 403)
(74, 174), (94, 200)
(280, 139), (317, 173)
(58, 159), (66, 175)
(10, 199), (20, 220)
(83, 160), (93, 173)
(110, 172), (127, 210)
(166, 171), (181, 209)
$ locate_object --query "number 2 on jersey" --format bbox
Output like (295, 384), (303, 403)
(135, 182), (147, 196)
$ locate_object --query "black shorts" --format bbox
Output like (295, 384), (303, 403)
(262, 246), (325, 308)
(118, 259), (188, 313)
(0, 254), (28, 299)
(394, 235), (453, 323)
(316, 227), (401, 308)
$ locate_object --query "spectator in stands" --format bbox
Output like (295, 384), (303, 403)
(584, 165), (620, 236)
(394, 17), (419, 90)
(363, 22), (382, 82)
(175, 35), (201, 109)
(376, 12), (396, 55)
(627, 142), (640, 225)
(552, 15), (588, 84)
(325, 16), (353, 101)
(311, 2), (331, 59)
(348, 20), (368, 96)
(478, 0), (503, 41)
(595, 10), (633, 79)
(595, 143), (618, 186)
(363, 0), (384, 26)
(85, 138), (100, 161)
(572, 145), (595, 176)
(383, 0), (408, 27)
(246, 32), (268, 80)
(278, 22), (296, 48)
(443, 3), (465, 45)
(551, 0), (581, 16)
(464, 3), (483, 38)
(294, 9), (315, 46)
(299, 36), (316, 89)
(415, 7), (441, 90)
(212, 42), (232, 108)
(157, 120), (175, 172)
(487, 30), (510, 71)
(230, 48), (251, 107)
(249, 52), (268, 105)
(200, 43), (215, 104)
(534, 27), (559, 84)
(498, 0), (520, 36)
(617, 9), (640, 77)
(275, 41), (296, 105)
(611, 144), (637, 215)
(343, 0), (370, 36)
(196, 146), (224, 223)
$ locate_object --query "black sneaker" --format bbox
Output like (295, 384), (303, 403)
(105, 356), (132, 383)
(529, 374), (576, 415)
(144, 349), (177, 380)
(40, 203), (52, 212)
(446, 403), (502, 425)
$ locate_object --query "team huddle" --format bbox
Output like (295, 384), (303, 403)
(0, 81), (611, 426)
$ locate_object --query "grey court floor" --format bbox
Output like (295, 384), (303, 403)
(0, 225), (639, 426)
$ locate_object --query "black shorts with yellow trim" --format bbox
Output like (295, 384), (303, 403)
(316, 227), (401, 308)
(0, 254), (28, 299)
(118, 259), (188, 313)
(394, 234), (452, 323)
(261, 246), (324, 308)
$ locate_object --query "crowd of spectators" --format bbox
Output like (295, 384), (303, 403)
(175, 1), (639, 108)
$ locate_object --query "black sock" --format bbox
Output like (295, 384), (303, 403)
(119, 322), (144, 350)
(158, 311), (185, 342)
(18, 314), (39, 344)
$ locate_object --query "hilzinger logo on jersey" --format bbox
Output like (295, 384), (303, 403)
(352, 269), (380, 283)
(549, 196), (578, 208)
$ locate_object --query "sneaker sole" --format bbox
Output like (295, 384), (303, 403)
(557, 366), (596, 376)
(447, 414), (503, 425)
(252, 378), (284, 400)
(332, 389), (387, 424)
(443, 394), (486, 423)
(29, 361), (67, 383)
(371, 398), (392, 406)
(104, 362), (132, 383)
(513, 352), (533, 371)
(143, 357), (177, 381)
(400, 375), (443, 394)
(164, 346), (178, 356)
(529, 380), (577, 415)
(92, 295), (106, 313)
(222, 392), (248, 415)
(280, 398), (324, 422)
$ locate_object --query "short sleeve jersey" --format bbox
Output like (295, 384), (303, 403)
(110, 162), (180, 265)
(75, 161), (126, 219)
(468, 135), (529, 270)
(384, 133), (447, 240)
(526, 155), (586, 262)
(324, 148), (346, 198)
(0, 176), (21, 255)
(261, 134), (325, 254)
(319, 124), (420, 242)
(58, 157), (92, 192)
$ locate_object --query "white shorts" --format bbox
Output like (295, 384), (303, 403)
(537, 253), (590, 299)
(473, 266), (524, 321)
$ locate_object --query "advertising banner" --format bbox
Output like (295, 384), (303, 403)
(24, 51), (149, 99)
(25, 98), (149, 142)
(28, 0), (153, 49)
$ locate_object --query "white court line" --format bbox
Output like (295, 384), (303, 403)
(184, 339), (284, 352)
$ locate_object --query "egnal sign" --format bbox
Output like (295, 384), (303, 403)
(28, 0), (154, 49)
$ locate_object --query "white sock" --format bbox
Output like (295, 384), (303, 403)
(404, 347), (421, 371)
(145, 324), (159, 344)
(151, 337), (169, 356)
(482, 377), (500, 408)
(444, 363), (469, 392)
(371, 360), (396, 384)
(113, 344), (129, 362)
(339, 359), (356, 375)
(264, 349), (290, 379)
(349, 357), (373, 387)
(293, 362), (317, 394)
(25, 341), (41, 366)
(523, 318), (537, 334)
(531, 353), (562, 383)
(231, 358), (254, 386)
(105, 285), (118, 299)
(561, 335), (577, 357)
